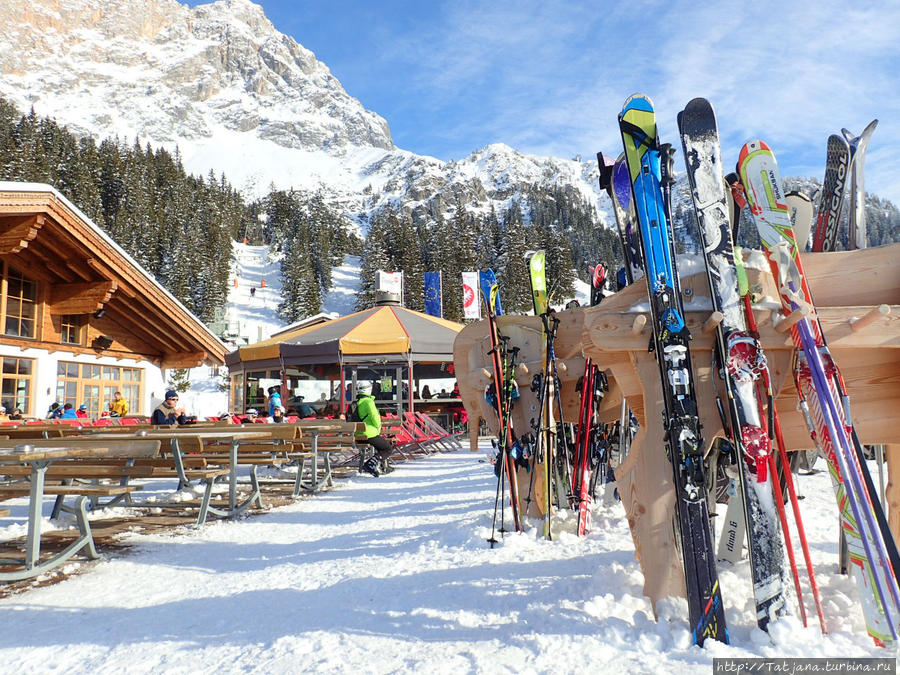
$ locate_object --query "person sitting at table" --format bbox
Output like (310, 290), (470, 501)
(109, 391), (129, 417)
(451, 382), (460, 398)
(9, 407), (23, 421)
(60, 403), (78, 419)
(244, 408), (259, 423)
(47, 402), (62, 419)
(0, 406), (8, 422)
(421, 385), (432, 400)
(271, 405), (285, 423)
(296, 397), (316, 418)
(151, 390), (186, 425)
(354, 381), (394, 477)
(439, 389), (448, 398)
(75, 403), (89, 419)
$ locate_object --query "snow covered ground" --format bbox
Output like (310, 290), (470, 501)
(0, 444), (893, 673)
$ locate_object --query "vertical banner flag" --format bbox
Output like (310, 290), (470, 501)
(479, 269), (502, 316)
(424, 271), (443, 318)
(461, 272), (480, 320)
(376, 270), (403, 295)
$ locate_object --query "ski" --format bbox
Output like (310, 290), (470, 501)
(482, 278), (523, 538)
(843, 120), (878, 250)
(738, 139), (900, 645)
(811, 134), (851, 252)
(619, 93), (728, 646)
(678, 97), (787, 631)
(528, 251), (555, 539)
(785, 191), (814, 252)
(598, 152), (641, 287)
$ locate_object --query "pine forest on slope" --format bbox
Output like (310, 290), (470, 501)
(2, 96), (899, 329)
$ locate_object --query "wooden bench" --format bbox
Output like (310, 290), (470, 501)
(0, 444), (153, 582)
(199, 422), (361, 496)
(0, 438), (162, 513)
(288, 423), (361, 494)
(0, 484), (142, 498)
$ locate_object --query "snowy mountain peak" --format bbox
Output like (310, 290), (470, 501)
(0, 0), (393, 153)
(0, 0), (618, 232)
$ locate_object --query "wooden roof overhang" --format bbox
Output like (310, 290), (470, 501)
(0, 182), (227, 367)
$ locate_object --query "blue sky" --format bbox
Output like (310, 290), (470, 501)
(188, 0), (900, 204)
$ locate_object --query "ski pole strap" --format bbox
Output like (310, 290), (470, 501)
(619, 120), (659, 151)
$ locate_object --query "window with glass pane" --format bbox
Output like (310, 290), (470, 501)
(57, 362), (77, 378)
(61, 315), (84, 344)
(56, 380), (77, 410)
(122, 383), (140, 412)
(82, 384), (101, 418)
(4, 267), (37, 338)
(0, 357), (33, 414)
(57, 361), (143, 417)
(231, 373), (243, 412)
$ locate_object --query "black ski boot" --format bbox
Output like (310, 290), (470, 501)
(361, 456), (381, 477)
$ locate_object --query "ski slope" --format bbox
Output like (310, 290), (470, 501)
(183, 242), (362, 417)
(0, 444), (892, 673)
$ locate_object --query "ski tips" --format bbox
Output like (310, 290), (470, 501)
(737, 139), (772, 163)
(621, 93), (654, 113)
(841, 119), (878, 147)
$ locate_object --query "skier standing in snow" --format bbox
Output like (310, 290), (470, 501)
(354, 381), (393, 476)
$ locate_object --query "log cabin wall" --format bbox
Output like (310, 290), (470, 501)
(0, 182), (227, 417)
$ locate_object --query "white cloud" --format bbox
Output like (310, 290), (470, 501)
(355, 0), (900, 203)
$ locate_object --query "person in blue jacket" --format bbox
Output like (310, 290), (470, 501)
(60, 403), (78, 419)
(267, 386), (283, 417)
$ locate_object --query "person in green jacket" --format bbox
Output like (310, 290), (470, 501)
(355, 381), (393, 476)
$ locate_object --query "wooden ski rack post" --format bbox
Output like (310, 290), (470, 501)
(775, 305), (813, 334)
(851, 304), (891, 333)
(702, 311), (724, 334)
(631, 314), (647, 335)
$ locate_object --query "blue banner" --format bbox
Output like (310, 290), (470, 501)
(479, 270), (503, 315)
(424, 271), (442, 317)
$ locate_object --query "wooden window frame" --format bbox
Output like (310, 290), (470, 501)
(56, 360), (144, 418)
(1, 262), (40, 340)
(60, 314), (86, 345)
(1, 356), (35, 417)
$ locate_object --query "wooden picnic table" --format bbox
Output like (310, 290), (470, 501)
(0, 444), (120, 581)
(89, 429), (272, 522)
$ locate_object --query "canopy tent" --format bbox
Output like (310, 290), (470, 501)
(224, 303), (464, 413)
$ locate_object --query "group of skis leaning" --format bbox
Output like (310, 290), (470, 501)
(481, 94), (897, 648)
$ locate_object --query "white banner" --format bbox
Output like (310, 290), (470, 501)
(376, 270), (403, 295)
(461, 272), (480, 320)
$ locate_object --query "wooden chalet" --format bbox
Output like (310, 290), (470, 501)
(0, 181), (227, 418)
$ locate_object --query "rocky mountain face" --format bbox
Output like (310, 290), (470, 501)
(0, 0), (393, 152)
(0, 0), (614, 231)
